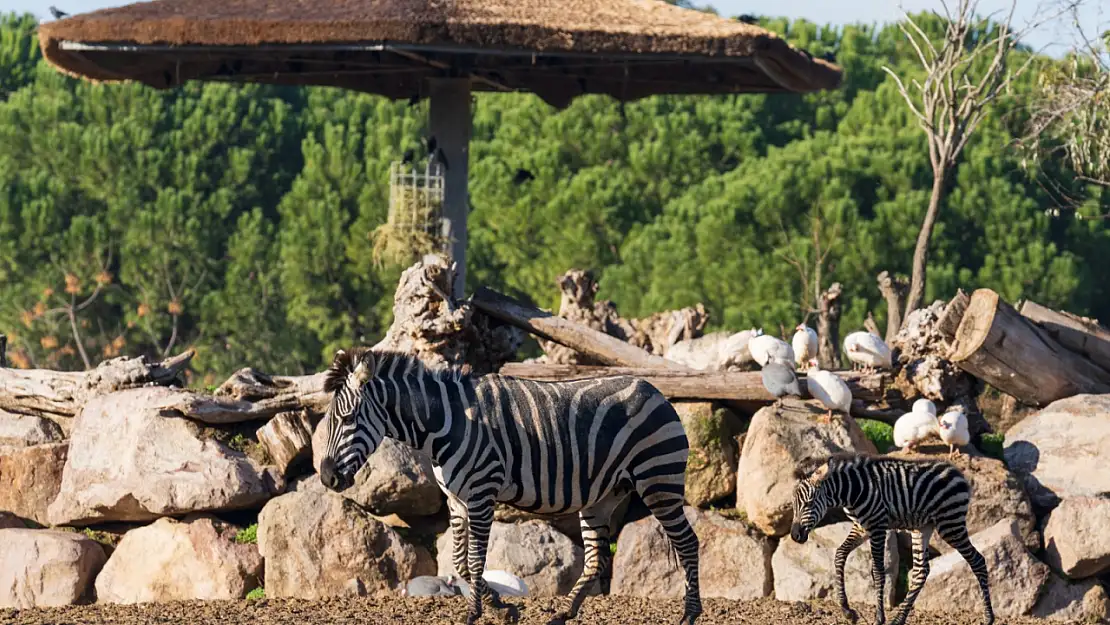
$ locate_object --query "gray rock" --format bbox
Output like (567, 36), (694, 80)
(0, 410), (64, 452)
(0, 529), (106, 608)
(1031, 574), (1110, 623)
(436, 520), (583, 596)
(772, 521), (899, 607)
(674, 402), (740, 508)
(1044, 496), (1110, 579)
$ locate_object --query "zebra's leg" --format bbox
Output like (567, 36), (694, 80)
(834, 524), (868, 622)
(868, 528), (889, 625)
(636, 481), (701, 624)
(888, 527), (932, 625)
(549, 490), (629, 624)
(463, 498), (498, 625)
(938, 521), (994, 625)
(446, 493), (471, 581)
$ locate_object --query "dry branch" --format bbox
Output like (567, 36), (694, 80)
(0, 350), (194, 417)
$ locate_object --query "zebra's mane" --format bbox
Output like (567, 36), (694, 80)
(793, 452), (872, 481)
(323, 347), (468, 394)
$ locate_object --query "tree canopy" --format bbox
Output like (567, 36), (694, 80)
(0, 11), (1105, 384)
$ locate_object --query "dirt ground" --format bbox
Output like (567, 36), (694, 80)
(0, 596), (1050, 625)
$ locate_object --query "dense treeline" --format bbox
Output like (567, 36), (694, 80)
(0, 11), (1106, 384)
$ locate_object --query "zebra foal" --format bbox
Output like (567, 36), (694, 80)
(791, 453), (993, 625)
(317, 348), (702, 625)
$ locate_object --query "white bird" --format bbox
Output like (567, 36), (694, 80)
(750, 334), (795, 369)
(912, 398), (937, 418)
(844, 331), (893, 373)
(792, 324), (819, 370)
(938, 406), (971, 459)
(805, 359), (853, 422)
(894, 409), (939, 451)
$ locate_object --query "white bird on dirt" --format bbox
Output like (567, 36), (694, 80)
(938, 405), (971, 459)
(749, 333), (795, 369)
(792, 324), (819, 370)
(805, 359), (853, 423)
(843, 331), (893, 373)
(894, 405), (940, 451)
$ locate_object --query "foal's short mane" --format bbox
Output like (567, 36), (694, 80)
(322, 348), (468, 394)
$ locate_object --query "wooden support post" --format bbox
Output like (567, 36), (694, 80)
(948, 289), (1110, 406)
(0, 334), (6, 368)
(428, 77), (472, 299)
(1018, 300), (1110, 378)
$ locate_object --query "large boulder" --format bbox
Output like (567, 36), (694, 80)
(257, 410), (313, 478)
(0, 442), (67, 526)
(736, 399), (877, 537)
(1031, 574), (1110, 623)
(889, 450), (1037, 554)
(674, 402), (739, 507)
(258, 488), (434, 599)
(0, 529), (106, 608)
(771, 521), (899, 607)
(917, 519), (1050, 619)
(47, 388), (283, 526)
(1005, 394), (1110, 509)
(493, 504), (584, 543)
(611, 507), (774, 600)
(1043, 496), (1110, 579)
(436, 520), (583, 596)
(94, 515), (262, 603)
(0, 411), (64, 452)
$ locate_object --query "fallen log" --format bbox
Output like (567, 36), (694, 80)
(498, 362), (889, 404)
(1018, 300), (1110, 380)
(472, 287), (685, 370)
(948, 289), (1110, 406)
(0, 350), (194, 418)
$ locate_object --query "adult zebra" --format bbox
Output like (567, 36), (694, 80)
(318, 348), (702, 625)
(791, 453), (993, 625)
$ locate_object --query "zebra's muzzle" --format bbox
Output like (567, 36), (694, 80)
(319, 457), (354, 492)
(790, 524), (810, 544)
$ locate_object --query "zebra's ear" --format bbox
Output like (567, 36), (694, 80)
(352, 350), (376, 384)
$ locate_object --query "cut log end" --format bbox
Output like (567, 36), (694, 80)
(949, 289), (999, 362)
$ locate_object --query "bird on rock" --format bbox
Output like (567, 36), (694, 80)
(805, 359), (852, 423)
(912, 398), (937, 418)
(792, 323), (818, 370)
(844, 331), (893, 374)
(894, 401), (940, 452)
(762, 361), (802, 407)
(749, 333), (795, 369)
(938, 405), (971, 459)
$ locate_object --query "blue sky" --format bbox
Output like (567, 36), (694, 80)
(2, 0), (1105, 55)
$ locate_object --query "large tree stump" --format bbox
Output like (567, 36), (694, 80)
(817, 282), (843, 369)
(948, 289), (1110, 406)
(1018, 300), (1110, 380)
(877, 271), (908, 343)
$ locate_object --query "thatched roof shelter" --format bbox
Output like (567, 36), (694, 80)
(38, 0), (844, 296)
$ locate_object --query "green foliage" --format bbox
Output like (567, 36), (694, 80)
(979, 433), (1005, 461)
(235, 524), (258, 545)
(0, 11), (1106, 381)
(245, 587), (265, 600)
(859, 419), (895, 454)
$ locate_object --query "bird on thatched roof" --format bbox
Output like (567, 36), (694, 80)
(820, 51), (837, 63)
(513, 169), (535, 185)
(844, 331), (892, 374)
(49, 5), (68, 19)
(737, 14), (758, 24)
(761, 361), (802, 407)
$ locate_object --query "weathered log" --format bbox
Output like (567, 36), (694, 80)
(498, 363), (889, 404)
(948, 289), (1110, 406)
(936, 289), (970, 344)
(1018, 300), (1110, 379)
(0, 350), (194, 418)
(472, 287), (685, 370)
(877, 271), (908, 343)
(817, 282), (843, 369)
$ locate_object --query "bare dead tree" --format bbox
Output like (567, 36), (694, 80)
(885, 0), (1075, 321)
(818, 283), (843, 369)
(776, 206), (842, 321)
(40, 252), (114, 371)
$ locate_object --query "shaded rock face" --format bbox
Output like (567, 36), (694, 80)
(493, 504), (584, 544)
(0, 411), (64, 452)
(673, 402), (739, 508)
(0, 529), (106, 608)
(0, 442), (68, 526)
(47, 387), (283, 526)
(611, 507), (774, 601)
(436, 520), (583, 597)
(771, 521), (899, 607)
(888, 449), (1037, 554)
(258, 488), (434, 599)
(736, 399), (877, 537)
(917, 519), (1050, 619)
(1043, 496), (1110, 580)
(257, 409), (313, 478)
(1031, 574), (1110, 623)
(94, 515), (263, 604)
(1005, 394), (1110, 509)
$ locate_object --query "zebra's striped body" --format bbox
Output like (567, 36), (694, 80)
(318, 348), (702, 625)
(791, 454), (993, 625)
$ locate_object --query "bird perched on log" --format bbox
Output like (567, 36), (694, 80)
(762, 361), (802, 407)
(792, 323), (818, 370)
(512, 168), (535, 185)
(749, 332), (795, 369)
(894, 399), (939, 452)
(805, 359), (852, 423)
(844, 331), (892, 374)
(49, 5), (68, 18)
(938, 405), (971, 459)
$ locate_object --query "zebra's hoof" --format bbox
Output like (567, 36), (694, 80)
(545, 612), (569, 625)
(676, 610), (701, 625)
(840, 607), (858, 623)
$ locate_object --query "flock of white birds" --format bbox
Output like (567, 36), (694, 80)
(753, 323), (970, 456)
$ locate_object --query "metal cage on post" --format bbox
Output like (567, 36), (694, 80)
(372, 159), (450, 268)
